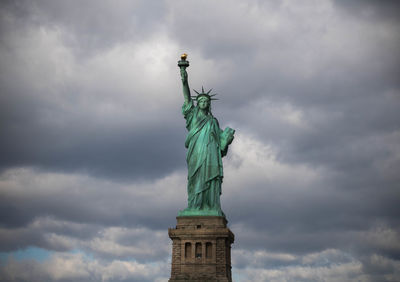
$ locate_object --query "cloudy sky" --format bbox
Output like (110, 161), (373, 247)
(0, 0), (399, 281)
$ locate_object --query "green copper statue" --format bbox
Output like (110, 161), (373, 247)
(178, 54), (235, 217)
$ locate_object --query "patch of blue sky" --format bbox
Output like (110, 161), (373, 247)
(233, 270), (244, 282)
(0, 247), (51, 262)
(70, 249), (94, 261)
(0, 247), (97, 264)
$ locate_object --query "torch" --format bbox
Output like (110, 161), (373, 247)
(178, 53), (189, 69)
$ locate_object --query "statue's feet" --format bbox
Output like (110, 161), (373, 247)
(178, 207), (225, 217)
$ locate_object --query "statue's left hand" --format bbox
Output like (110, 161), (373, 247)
(220, 127), (235, 153)
(225, 127), (235, 145)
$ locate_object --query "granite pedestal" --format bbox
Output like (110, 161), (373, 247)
(168, 216), (234, 282)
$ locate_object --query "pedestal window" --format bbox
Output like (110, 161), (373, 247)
(185, 242), (191, 258)
(195, 242), (202, 258)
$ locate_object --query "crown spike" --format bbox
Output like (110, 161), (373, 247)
(192, 87), (219, 102)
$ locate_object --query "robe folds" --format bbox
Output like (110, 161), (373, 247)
(182, 100), (227, 213)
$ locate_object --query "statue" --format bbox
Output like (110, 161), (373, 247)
(178, 54), (235, 217)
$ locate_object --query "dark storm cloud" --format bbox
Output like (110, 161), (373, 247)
(333, 0), (400, 23)
(225, 175), (399, 255)
(0, 119), (185, 181)
(0, 0), (167, 53)
(0, 0), (186, 181)
(0, 168), (184, 232)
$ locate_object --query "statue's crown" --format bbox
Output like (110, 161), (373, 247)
(191, 86), (218, 101)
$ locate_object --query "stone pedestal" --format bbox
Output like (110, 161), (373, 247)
(168, 216), (234, 282)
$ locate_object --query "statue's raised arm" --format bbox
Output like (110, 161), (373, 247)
(178, 53), (191, 104)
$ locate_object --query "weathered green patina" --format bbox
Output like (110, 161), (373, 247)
(178, 54), (235, 217)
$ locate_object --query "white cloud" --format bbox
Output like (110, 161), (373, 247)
(0, 167), (186, 218)
(0, 168), (183, 258)
(233, 249), (297, 268)
(85, 227), (169, 259)
(0, 252), (169, 282)
(240, 261), (364, 282)
(233, 248), (376, 282)
(224, 132), (323, 195)
(301, 249), (353, 265)
(0, 16), (182, 131)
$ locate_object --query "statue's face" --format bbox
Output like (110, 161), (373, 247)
(198, 98), (210, 111)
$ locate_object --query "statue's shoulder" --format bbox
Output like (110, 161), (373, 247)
(183, 101), (198, 123)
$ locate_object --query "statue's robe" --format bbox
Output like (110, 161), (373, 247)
(182, 100), (228, 214)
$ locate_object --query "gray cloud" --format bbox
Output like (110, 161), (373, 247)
(333, 0), (400, 23)
(0, 252), (170, 282)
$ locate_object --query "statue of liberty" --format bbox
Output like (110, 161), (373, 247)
(178, 54), (235, 217)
